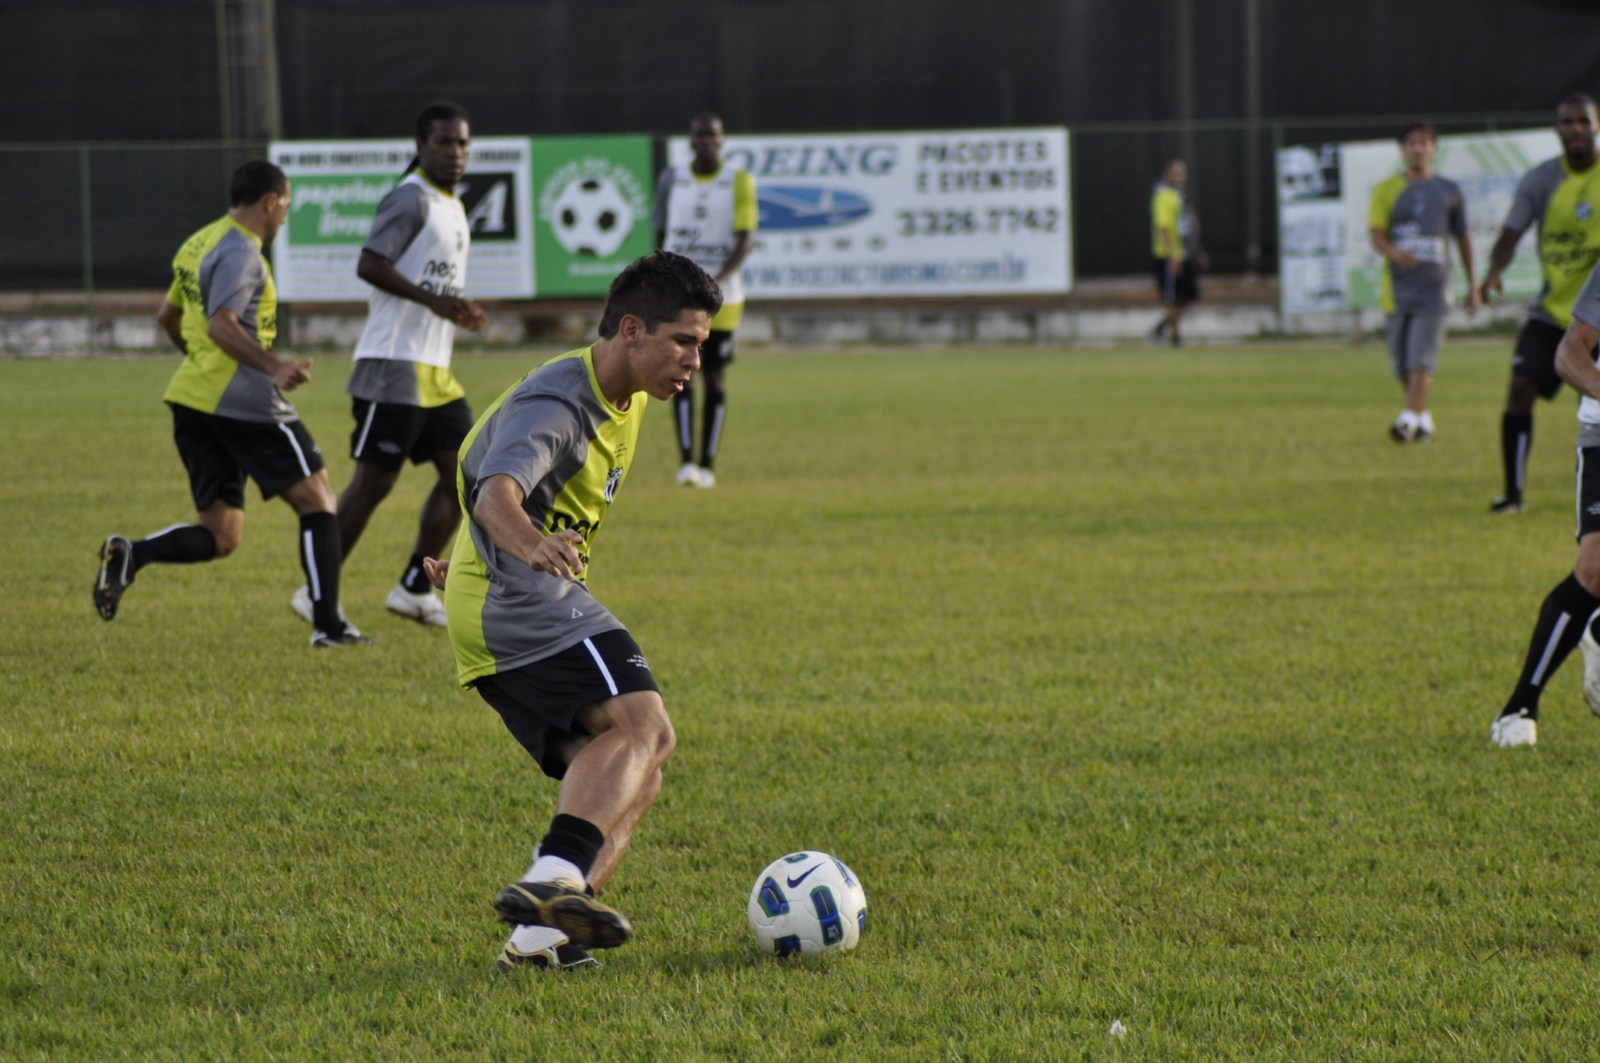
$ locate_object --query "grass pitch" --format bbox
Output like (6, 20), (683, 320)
(4, 339), (1598, 1060)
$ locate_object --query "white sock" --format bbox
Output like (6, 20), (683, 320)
(507, 924), (568, 953)
(1396, 409), (1419, 430)
(1417, 410), (1434, 433)
(524, 854), (585, 886)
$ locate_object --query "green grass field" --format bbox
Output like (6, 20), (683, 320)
(5, 339), (1599, 1060)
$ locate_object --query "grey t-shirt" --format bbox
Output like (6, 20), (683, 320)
(1383, 175), (1468, 313)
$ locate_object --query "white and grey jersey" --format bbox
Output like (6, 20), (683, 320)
(353, 173), (471, 368)
(1388, 176), (1468, 312)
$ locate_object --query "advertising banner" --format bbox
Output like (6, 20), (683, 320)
(530, 135), (656, 297)
(269, 137), (535, 301)
(1278, 128), (1554, 316)
(669, 128), (1073, 297)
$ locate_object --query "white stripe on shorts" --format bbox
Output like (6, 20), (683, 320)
(352, 401), (379, 460)
(582, 637), (620, 696)
(277, 422), (313, 478)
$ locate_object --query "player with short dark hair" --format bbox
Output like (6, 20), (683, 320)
(289, 102), (488, 631)
(1367, 119), (1479, 443)
(1479, 94), (1600, 513)
(653, 112), (756, 488)
(93, 161), (369, 647)
(1492, 256), (1600, 747)
(424, 250), (721, 969)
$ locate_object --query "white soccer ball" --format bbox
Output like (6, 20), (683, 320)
(747, 850), (868, 958)
(549, 175), (635, 257)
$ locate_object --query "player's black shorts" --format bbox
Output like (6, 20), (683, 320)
(350, 397), (474, 472)
(1511, 318), (1568, 399)
(1575, 446), (1600, 541)
(701, 329), (736, 371)
(1153, 258), (1200, 306)
(168, 402), (325, 508)
(471, 628), (661, 780)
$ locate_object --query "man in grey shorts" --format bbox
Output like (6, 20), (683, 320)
(1367, 120), (1478, 443)
(1492, 258), (1600, 747)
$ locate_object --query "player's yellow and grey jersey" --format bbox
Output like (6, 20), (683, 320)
(350, 172), (471, 407)
(1368, 173), (1468, 314)
(1149, 182), (1199, 259)
(1503, 156), (1600, 327)
(654, 161), (756, 328)
(161, 215), (295, 423)
(1568, 263), (1600, 426)
(444, 347), (644, 686)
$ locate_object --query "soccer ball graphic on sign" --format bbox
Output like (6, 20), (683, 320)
(747, 851), (868, 958)
(549, 175), (635, 257)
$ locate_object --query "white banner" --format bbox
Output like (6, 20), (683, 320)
(1278, 128), (1554, 316)
(669, 128), (1073, 297)
(268, 137), (535, 301)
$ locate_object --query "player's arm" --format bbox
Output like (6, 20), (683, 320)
(717, 230), (755, 285)
(1478, 225), (1526, 303)
(1455, 229), (1481, 314)
(156, 299), (186, 354)
(1554, 317), (1600, 398)
(206, 308), (312, 391)
(471, 473), (585, 580)
(1368, 225), (1419, 270)
(356, 249), (486, 331)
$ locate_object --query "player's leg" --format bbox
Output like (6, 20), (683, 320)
(1406, 310), (1446, 442)
(334, 460), (401, 559)
(695, 331), (733, 485)
(94, 406), (239, 621)
(1494, 446), (1600, 746)
(674, 380), (698, 484)
(478, 630), (663, 951)
(1495, 321), (1564, 512)
(387, 400), (472, 625)
(248, 417), (366, 646)
(1386, 314), (1418, 442)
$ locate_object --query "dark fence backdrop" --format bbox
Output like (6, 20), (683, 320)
(6, 0), (1599, 290)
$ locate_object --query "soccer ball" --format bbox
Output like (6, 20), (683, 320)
(549, 175), (635, 257)
(747, 851), (868, 958)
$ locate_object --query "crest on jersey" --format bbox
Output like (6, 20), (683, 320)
(604, 468), (623, 502)
(1578, 201), (1594, 222)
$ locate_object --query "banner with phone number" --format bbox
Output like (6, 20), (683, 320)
(668, 128), (1073, 297)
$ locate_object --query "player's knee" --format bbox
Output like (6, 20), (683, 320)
(212, 528), (242, 557)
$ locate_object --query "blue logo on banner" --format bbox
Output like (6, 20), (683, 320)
(758, 186), (873, 230)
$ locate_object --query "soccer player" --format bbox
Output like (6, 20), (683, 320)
(653, 112), (756, 488)
(290, 102), (488, 630)
(92, 161), (369, 647)
(425, 251), (720, 968)
(1367, 120), (1479, 443)
(1478, 94), (1600, 513)
(1150, 159), (1209, 347)
(1491, 257), (1600, 747)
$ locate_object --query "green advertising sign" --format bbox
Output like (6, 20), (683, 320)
(287, 174), (394, 247)
(532, 135), (656, 297)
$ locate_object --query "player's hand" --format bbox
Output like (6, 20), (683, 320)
(430, 295), (487, 331)
(527, 528), (585, 580)
(1464, 284), (1483, 317)
(273, 358), (312, 391)
(422, 556), (449, 590)
(1389, 249), (1419, 269)
(1479, 275), (1503, 305)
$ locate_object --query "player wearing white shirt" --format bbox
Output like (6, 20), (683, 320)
(290, 102), (488, 630)
(654, 113), (757, 488)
